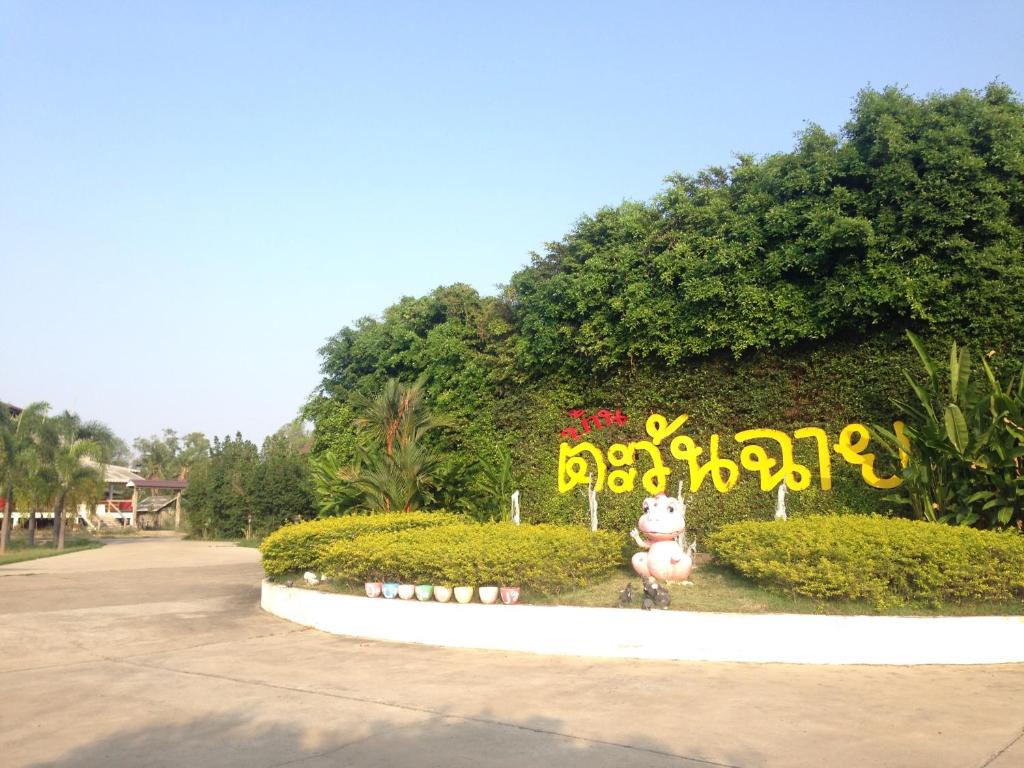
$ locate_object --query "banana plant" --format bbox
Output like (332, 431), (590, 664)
(873, 331), (1024, 529)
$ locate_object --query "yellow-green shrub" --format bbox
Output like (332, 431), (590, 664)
(707, 515), (1024, 608)
(259, 512), (464, 578)
(321, 523), (624, 595)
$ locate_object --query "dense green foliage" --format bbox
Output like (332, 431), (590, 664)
(320, 522), (624, 593)
(708, 515), (1024, 608)
(874, 333), (1024, 528)
(185, 432), (314, 539)
(311, 379), (448, 514)
(511, 85), (1024, 370)
(259, 511), (464, 578)
(307, 84), (1024, 536)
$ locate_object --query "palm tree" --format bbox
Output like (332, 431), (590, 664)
(0, 402), (50, 554)
(350, 436), (443, 512)
(12, 431), (58, 546)
(0, 409), (12, 552)
(134, 429), (179, 479)
(50, 411), (108, 551)
(310, 451), (362, 516)
(349, 378), (443, 458)
(14, 406), (59, 546)
(313, 379), (447, 514)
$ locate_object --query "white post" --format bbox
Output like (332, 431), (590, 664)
(588, 475), (598, 532)
(510, 490), (520, 525)
(775, 479), (788, 521)
(130, 483), (138, 528)
(676, 480), (689, 548)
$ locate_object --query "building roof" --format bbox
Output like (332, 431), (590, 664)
(135, 494), (178, 512)
(128, 478), (188, 490)
(81, 459), (146, 484)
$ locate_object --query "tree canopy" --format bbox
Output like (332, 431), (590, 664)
(313, 85), (1023, 401)
(185, 430), (314, 539)
(307, 83), (1024, 531)
(509, 83), (1023, 372)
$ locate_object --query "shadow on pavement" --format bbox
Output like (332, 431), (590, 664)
(26, 709), (759, 768)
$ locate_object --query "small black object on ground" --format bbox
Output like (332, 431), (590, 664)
(618, 582), (633, 606)
(641, 576), (670, 610)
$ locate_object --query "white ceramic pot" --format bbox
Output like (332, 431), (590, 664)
(453, 585), (475, 604)
(478, 585), (499, 604)
(398, 584), (415, 600)
(433, 585), (453, 603)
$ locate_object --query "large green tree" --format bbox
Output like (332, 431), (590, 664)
(248, 431), (314, 532)
(185, 429), (315, 539)
(306, 83), (1024, 535)
(185, 433), (258, 539)
(508, 83), (1023, 373)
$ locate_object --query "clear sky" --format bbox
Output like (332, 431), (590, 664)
(2, 1), (1022, 449)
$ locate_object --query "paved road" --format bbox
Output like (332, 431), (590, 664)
(2, 538), (1023, 768)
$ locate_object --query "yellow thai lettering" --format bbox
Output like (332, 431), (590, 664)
(558, 441), (607, 493)
(606, 440), (672, 494)
(893, 420), (910, 468)
(793, 426), (833, 490)
(734, 428), (811, 491)
(833, 423), (902, 489)
(606, 443), (637, 493)
(556, 414), (905, 494)
(645, 413), (689, 445)
(635, 440), (672, 495)
(670, 433), (739, 492)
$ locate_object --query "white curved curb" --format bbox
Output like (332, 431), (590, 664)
(262, 580), (1024, 665)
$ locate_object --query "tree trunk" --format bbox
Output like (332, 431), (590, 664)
(55, 497), (65, 551)
(27, 510), (36, 546)
(0, 488), (13, 554)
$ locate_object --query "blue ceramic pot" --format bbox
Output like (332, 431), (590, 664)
(382, 582), (400, 599)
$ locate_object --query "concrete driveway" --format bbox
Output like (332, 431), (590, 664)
(1, 538), (1022, 768)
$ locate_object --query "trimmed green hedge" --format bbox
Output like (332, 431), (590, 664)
(320, 523), (624, 595)
(259, 511), (464, 578)
(707, 515), (1024, 608)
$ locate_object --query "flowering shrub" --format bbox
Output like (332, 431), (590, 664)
(708, 515), (1024, 608)
(259, 511), (463, 578)
(320, 523), (624, 595)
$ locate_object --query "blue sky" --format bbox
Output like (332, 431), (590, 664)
(2, 1), (1022, 448)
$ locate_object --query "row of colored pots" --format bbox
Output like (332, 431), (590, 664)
(364, 582), (520, 605)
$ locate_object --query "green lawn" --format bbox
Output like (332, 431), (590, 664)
(0, 537), (104, 566)
(532, 564), (1024, 617)
(288, 563), (1024, 617)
